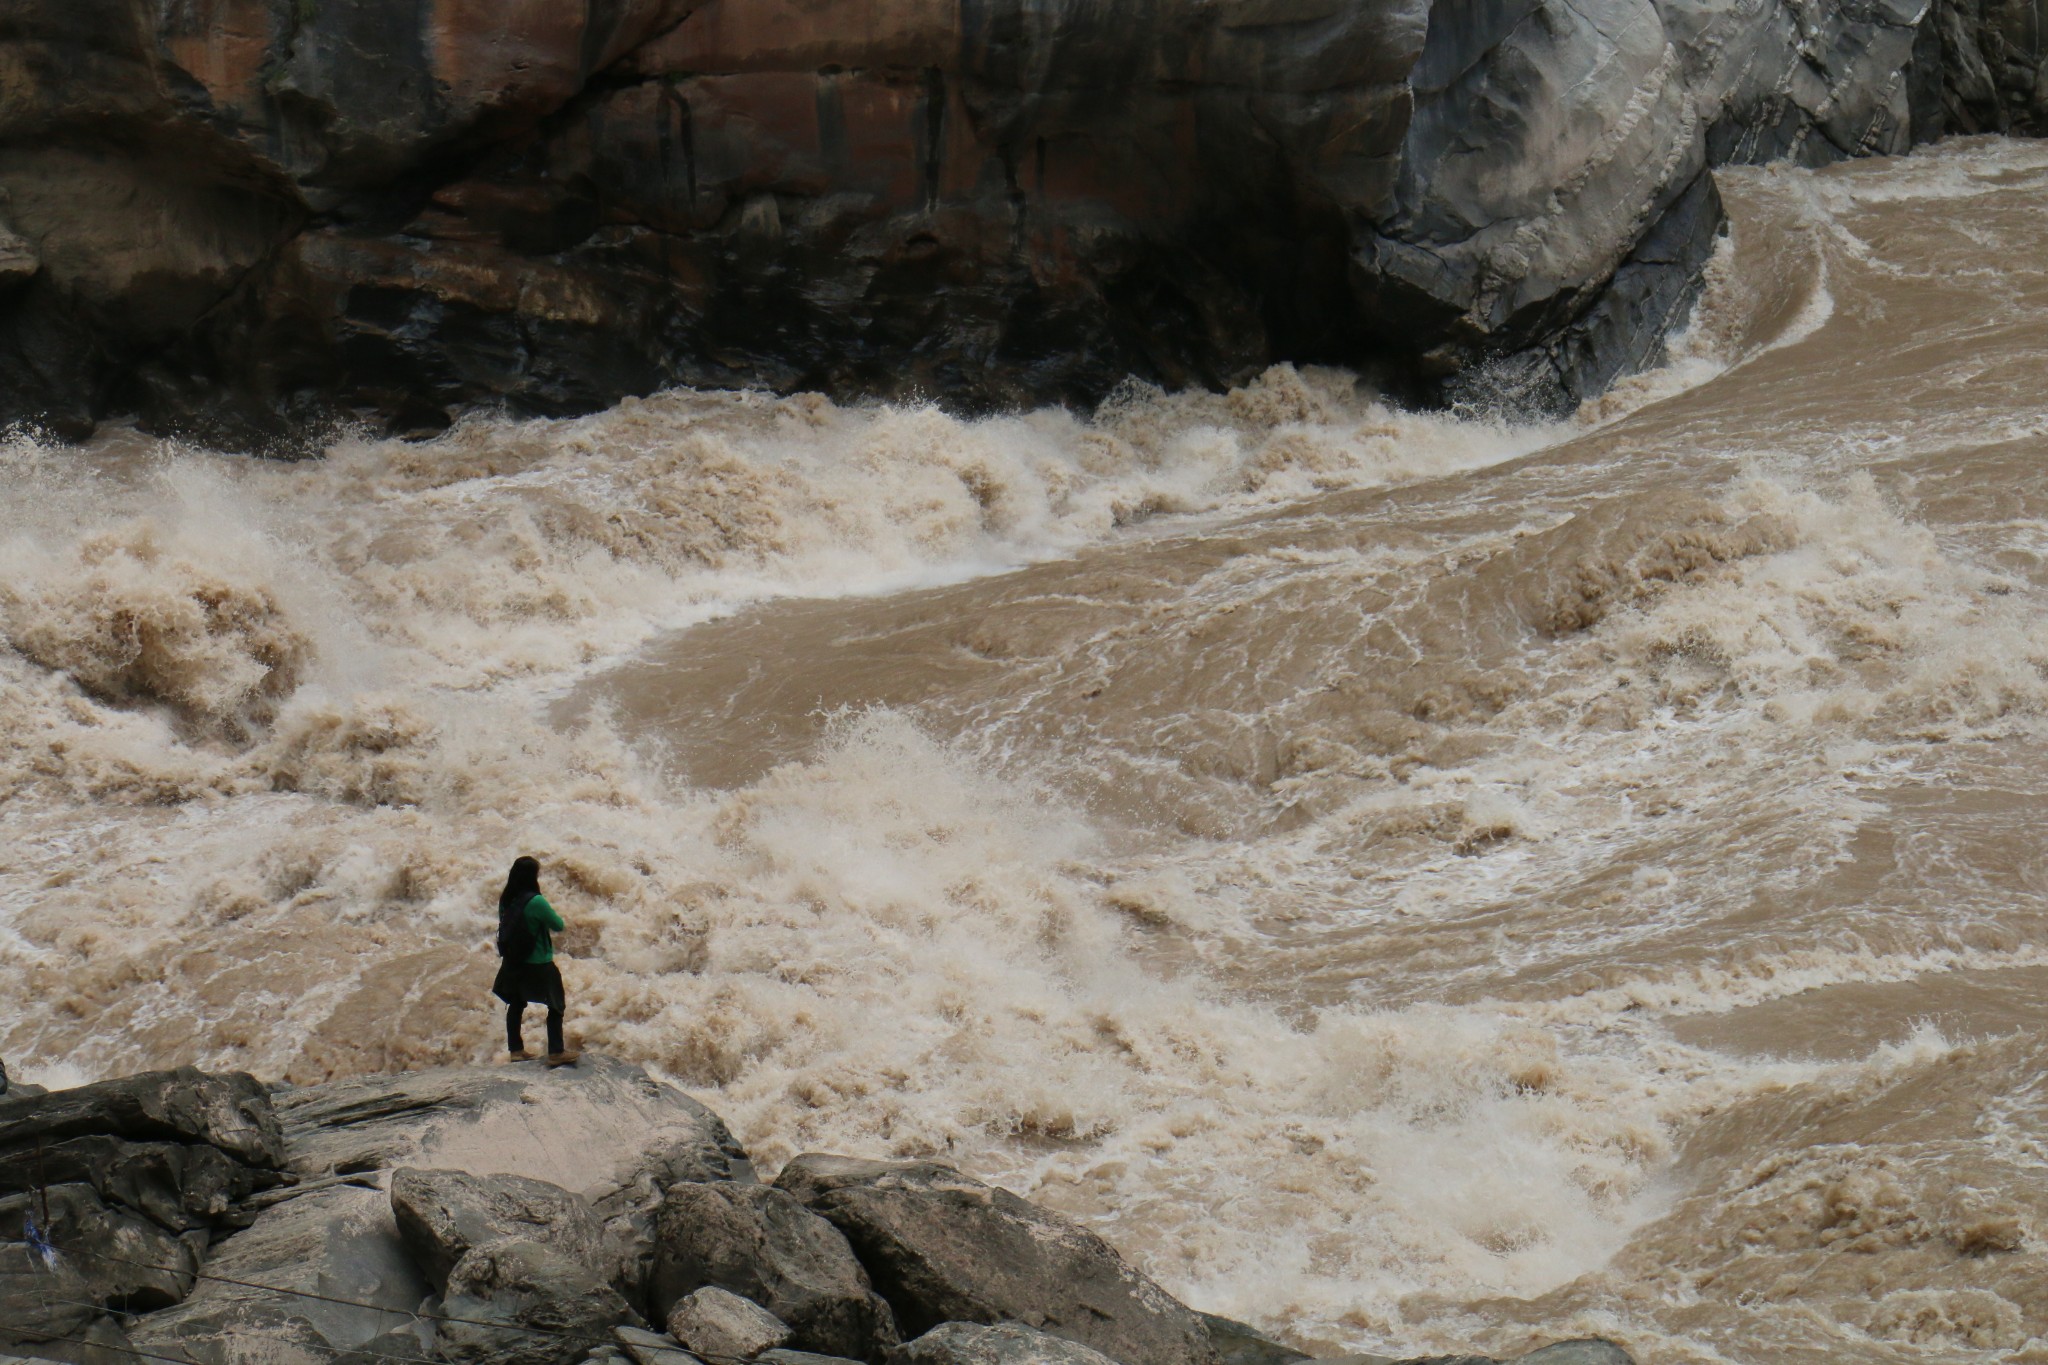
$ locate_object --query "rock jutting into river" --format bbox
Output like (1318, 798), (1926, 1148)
(2, 0), (2045, 446)
(0, 1056), (1629, 1365)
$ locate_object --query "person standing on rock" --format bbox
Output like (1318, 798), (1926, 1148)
(491, 855), (578, 1067)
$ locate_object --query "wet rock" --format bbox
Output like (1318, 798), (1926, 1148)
(589, 1099), (756, 1312)
(0, 1183), (199, 1313)
(775, 1156), (1217, 1365)
(888, 1322), (1121, 1365)
(666, 1285), (792, 1360)
(614, 1324), (704, 1365)
(0, 1136), (275, 1232)
(1511, 1345), (1634, 1365)
(130, 1184), (430, 1363)
(0, 0), (2017, 441)
(276, 1056), (732, 1192)
(0, 1068), (283, 1169)
(652, 1181), (895, 1359)
(1197, 1313), (1310, 1365)
(436, 1238), (639, 1365)
(391, 1167), (619, 1295)
(758, 1352), (867, 1365)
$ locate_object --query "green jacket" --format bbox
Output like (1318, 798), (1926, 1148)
(523, 894), (565, 965)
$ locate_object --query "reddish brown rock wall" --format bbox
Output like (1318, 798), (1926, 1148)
(0, 0), (2017, 445)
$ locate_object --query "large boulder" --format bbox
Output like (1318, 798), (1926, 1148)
(0, 1136), (275, 1233)
(889, 1323), (1122, 1365)
(774, 1157), (1216, 1365)
(0, 1068), (283, 1170)
(652, 1181), (896, 1360)
(436, 1238), (639, 1365)
(1198, 1313), (1310, 1365)
(0, 1182), (198, 1315)
(129, 1184), (431, 1364)
(589, 1100), (756, 1312)
(666, 1285), (793, 1360)
(275, 1056), (737, 1193)
(391, 1167), (620, 1295)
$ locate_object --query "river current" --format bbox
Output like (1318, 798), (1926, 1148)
(6, 137), (2048, 1365)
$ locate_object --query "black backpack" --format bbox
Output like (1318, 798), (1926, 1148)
(496, 894), (537, 962)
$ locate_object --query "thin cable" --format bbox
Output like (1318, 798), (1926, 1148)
(0, 1326), (206, 1365)
(10, 1297), (452, 1365)
(38, 1241), (749, 1363)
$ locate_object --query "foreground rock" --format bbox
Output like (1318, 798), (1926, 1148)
(667, 1284), (794, 1359)
(0, 0), (2037, 442)
(0, 1069), (285, 1362)
(438, 1237), (638, 1365)
(0, 1057), (1638, 1365)
(892, 1322), (1123, 1365)
(142, 1056), (736, 1364)
(654, 1180), (897, 1358)
(391, 1166), (621, 1294)
(777, 1155), (1218, 1365)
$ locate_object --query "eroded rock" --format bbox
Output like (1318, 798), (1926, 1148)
(392, 1167), (619, 1295)
(0, 1068), (283, 1169)
(888, 1322), (1122, 1365)
(653, 1181), (895, 1359)
(666, 1285), (792, 1361)
(438, 1238), (639, 1365)
(776, 1156), (1217, 1365)
(129, 1184), (429, 1361)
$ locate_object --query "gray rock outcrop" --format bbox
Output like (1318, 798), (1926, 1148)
(615, 1323), (708, 1365)
(889, 1322), (1123, 1365)
(0, 1068), (286, 1361)
(436, 1237), (639, 1365)
(391, 1166), (622, 1295)
(667, 1284), (794, 1359)
(653, 1180), (897, 1359)
(0, 0), (2039, 443)
(0, 1057), (1639, 1365)
(775, 1155), (1218, 1365)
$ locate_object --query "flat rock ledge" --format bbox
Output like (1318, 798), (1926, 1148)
(0, 1058), (1634, 1365)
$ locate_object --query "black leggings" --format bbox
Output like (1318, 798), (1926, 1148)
(507, 1000), (564, 1055)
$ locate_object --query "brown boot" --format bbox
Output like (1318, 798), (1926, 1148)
(507, 1050), (534, 1062)
(544, 1050), (580, 1068)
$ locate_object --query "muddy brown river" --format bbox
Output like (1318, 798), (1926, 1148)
(6, 137), (2048, 1364)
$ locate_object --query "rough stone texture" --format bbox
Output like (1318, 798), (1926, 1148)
(0, 1068), (283, 1168)
(0, 1069), (289, 1362)
(1934, 0), (2048, 135)
(888, 1322), (1121, 1365)
(438, 1237), (640, 1365)
(652, 1180), (897, 1359)
(0, 0), (2039, 444)
(759, 1352), (868, 1365)
(391, 1166), (620, 1295)
(274, 1054), (740, 1192)
(616, 1324), (707, 1365)
(667, 1284), (794, 1360)
(589, 1095), (756, 1313)
(1199, 1312), (1311, 1365)
(128, 1183), (433, 1362)
(775, 1156), (1217, 1365)
(0, 1135), (273, 1233)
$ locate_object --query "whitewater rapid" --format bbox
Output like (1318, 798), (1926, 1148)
(8, 137), (2048, 1365)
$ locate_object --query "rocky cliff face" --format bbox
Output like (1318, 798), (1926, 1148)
(0, 0), (2037, 445)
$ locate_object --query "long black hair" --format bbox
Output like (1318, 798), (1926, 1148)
(497, 856), (541, 959)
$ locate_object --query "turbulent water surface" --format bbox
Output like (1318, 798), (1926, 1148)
(7, 137), (2048, 1365)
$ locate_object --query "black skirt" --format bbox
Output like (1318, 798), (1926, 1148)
(491, 959), (566, 1011)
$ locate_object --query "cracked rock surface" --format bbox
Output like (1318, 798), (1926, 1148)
(1, 0), (2032, 444)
